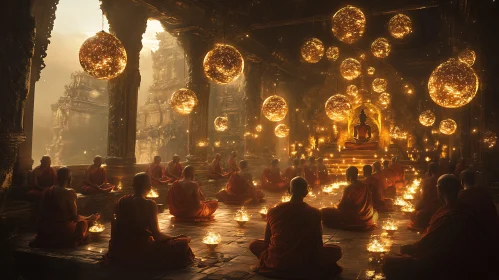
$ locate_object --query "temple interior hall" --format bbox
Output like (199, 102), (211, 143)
(1, 0), (499, 279)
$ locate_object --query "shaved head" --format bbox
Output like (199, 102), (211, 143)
(133, 172), (151, 195)
(289, 176), (308, 198)
(363, 165), (372, 177)
(183, 165), (195, 179)
(437, 174), (461, 202)
(57, 167), (71, 187)
(373, 161), (382, 172)
(40, 156), (51, 167)
(346, 166), (358, 182)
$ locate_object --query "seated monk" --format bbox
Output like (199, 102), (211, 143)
(216, 160), (264, 204)
(168, 166), (218, 220)
(27, 156), (57, 203)
(165, 155), (182, 182)
(81, 156), (115, 195)
(345, 109), (379, 150)
(317, 157), (330, 184)
(382, 160), (396, 197)
(249, 177), (343, 279)
(389, 156), (405, 193)
(283, 159), (303, 181)
(261, 159), (288, 192)
(383, 175), (489, 280)
(302, 157), (319, 186)
(105, 173), (194, 269)
(321, 166), (378, 231)
(146, 156), (168, 186)
(364, 164), (393, 212)
(30, 167), (100, 248)
(207, 153), (231, 179)
(408, 163), (442, 231)
(226, 151), (240, 173)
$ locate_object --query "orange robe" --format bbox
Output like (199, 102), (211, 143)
(227, 157), (239, 172)
(81, 166), (114, 195)
(384, 202), (488, 280)
(166, 162), (183, 182)
(317, 164), (330, 184)
(261, 167), (288, 192)
(30, 186), (88, 248)
(321, 181), (378, 231)
(382, 168), (396, 197)
(283, 166), (302, 181)
(249, 201), (342, 279)
(167, 181), (218, 219)
(408, 175), (442, 231)
(216, 172), (264, 204)
(27, 166), (57, 203)
(364, 175), (393, 212)
(146, 163), (166, 186)
(389, 163), (405, 192)
(207, 160), (230, 179)
(105, 195), (194, 269)
(303, 165), (319, 186)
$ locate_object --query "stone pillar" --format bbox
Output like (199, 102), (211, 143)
(243, 56), (264, 157)
(101, 0), (148, 166)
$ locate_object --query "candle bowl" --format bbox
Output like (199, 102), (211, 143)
(236, 220), (247, 227)
(204, 243), (219, 250)
(156, 203), (165, 213)
(385, 229), (396, 237)
(89, 230), (104, 239)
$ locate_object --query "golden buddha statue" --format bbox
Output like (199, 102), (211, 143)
(345, 110), (379, 150)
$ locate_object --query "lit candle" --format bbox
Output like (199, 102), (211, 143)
(281, 194), (291, 202)
(146, 188), (159, 198)
(203, 232), (221, 250)
(234, 206), (249, 226)
(259, 206), (268, 218)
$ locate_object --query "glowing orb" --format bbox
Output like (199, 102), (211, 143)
(214, 116), (229, 132)
(340, 58), (361, 80)
(262, 95), (288, 122)
(458, 49), (476, 66)
(346, 84), (359, 98)
(325, 94), (352, 121)
(203, 44), (244, 84)
(484, 131), (497, 149)
(367, 67), (375, 76)
(372, 78), (387, 93)
(170, 88), (198, 115)
(371, 37), (391, 58)
(402, 82), (415, 95)
(439, 119), (457, 135)
(388, 14), (413, 39)
(79, 31), (127, 80)
(419, 110), (436, 127)
(428, 59), (479, 108)
(274, 124), (290, 138)
(326, 46), (340, 61)
(255, 124), (262, 132)
(301, 38), (324, 63)
(378, 93), (391, 107)
(332, 6), (366, 44)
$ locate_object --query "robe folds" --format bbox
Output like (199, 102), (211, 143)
(216, 173), (264, 204)
(261, 167), (288, 192)
(27, 166), (57, 203)
(167, 181), (218, 219)
(105, 195), (194, 269)
(249, 201), (342, 279)
(226, 157), (239, 173)
(408, 175), (442, 231)
(364, 175), (393, 212)
(303, 165), (319, 186)
(321, 181), (378, 231)
(81, 166), (114, 194)
(147, 163), (166, 186)
(282, 166), (302, 181)
(207, 160), (231, 179)
(166, 162), (183, 182)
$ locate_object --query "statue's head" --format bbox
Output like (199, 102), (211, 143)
(359, 109), (367, 124)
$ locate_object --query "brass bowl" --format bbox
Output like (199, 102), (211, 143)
(89, 231), (103, 239)
(204, 243), (219, 250)
(157, 203), (165, 213)
(236, 220), (247, 227)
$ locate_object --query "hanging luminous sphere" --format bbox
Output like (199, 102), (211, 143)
(274, 124), (290, 138)
(214, 116), (229, 132)
(255, 124), (263, 133)
(170, 88), (198, 115)
(378, 93), (391, 107)
(262, 95), (288, 122)
(372, 78), (388, 93)
(325, 94), (352, 121)
(79, 31), (127, 80)
(402, 82), (415, 95)
(484, 131), (497, 149)
(428, 59), (479, 108)
(301, 38), (324, 63)
(367, 67), (375, 76)
(203, 44), (244, 84)
(326, 46), (340, 61)
(388, 14), (413, 39)
(439, 119), (457, 135)
(346, 84), (359, 98)
(371, 37), (391, 58)
(458, 49), (476, 66)
(340, 58), (361, 80)
(419, 110), (436, 126)
(332, 5), (366, 44)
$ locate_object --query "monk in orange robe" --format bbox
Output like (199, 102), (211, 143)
(207, 153), (230, 179)
(383, 175), (490, 280)
(317, 157), (331, 185)
(302, 157), (319, 186)
(321, 166), (378, 231)
(27, 156), (57, 203)
(226, 151), (239, 173)
(168, 166), (218, 220)
(105, 172), (194, 269)
(165, 155), (182, 182)
(283, 159), (303, 181)
(382, 160), (396, 197)
(30, 167), (100, 248)
(216, 160), (264, 204)
(146, 155), (168, 186)
(372, 161), (387, 191)
(408, 163), (442, 231)
(249, 177), (343, 279)
(81, 156), (115, 194)
(363, 164), (393, 212)
(389, 156), (405, 193)
(261, 159), (288, 192)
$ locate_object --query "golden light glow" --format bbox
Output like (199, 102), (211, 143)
(325, 94), (352, 121)
(79, 31), (127, 80)
(372, 78), (387, 93)
(203, 232), (221, 245)
(274, 124), (290, 138)
(378, 93), (391, 107)
(214, 141), (221, 147)
(394, 197), (408, 207)
(367, 67), (375, 76)
(89, 222), (105, 233)
(281, 194), (291, 202)
(262, 95), (288, 122)
(203, 44), (244, 84)
(255, 124), (263, 132)
(382, 219), (398, 231)
(402, 83), (415, 95)
(326, 46), (340, 61)
(322, 181), (347, 194)
(170, 88), (198, 115)
(214, 116), (229, 132)
(371, 37), (391, 58)
(419, 110), (436, 126)
(259, 206), (268, 215)
(390, 126), (407, 140)
(439, 119), (457, 135)
(340, 58), (362, 80)
(403, 192), (414, 200)
(301, 38), (324, 63)
(388, 14), (413, 39)
(458, 49), (476, 66)
(346, 84), (359, 100)
(367, 236), (389, 253)
(197, 140), (208, 147)
(332, 5), (366, 44)
(428, 59), (479, 108)
(401, 202), (415, 213)
(147, 188), (159, 198)
(234, 206), (249, 222)
(484, 131), (497, 149)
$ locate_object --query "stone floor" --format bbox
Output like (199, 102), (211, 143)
(13, 182), (421, 280)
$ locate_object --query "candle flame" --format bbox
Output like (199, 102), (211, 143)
(401, 202), (415, 213)
(281, 194), (291, 202)
(382, 219), (398, 231)
(89, 222), (105, 233)
(203, 232), (221, 244)
(234, 206), (249, 221)
(147, 188), (159, 198)
(367, 236), (390, 253)
(117, 182), (123, 190)
(394, 196), (409, 206)
(259, 206), (268, 215)
(403, 192), (414, 200)
(322, 181), (347, 193)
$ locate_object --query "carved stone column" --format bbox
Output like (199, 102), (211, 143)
(243, 57), (263, 157)
(101, 0), (148, 166)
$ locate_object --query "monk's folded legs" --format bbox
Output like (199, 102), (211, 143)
(320, 207), (343, 228)
(249, 239), (269, 258)
(320, 244), (343, 266)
